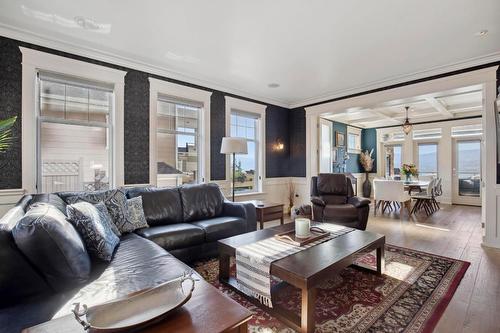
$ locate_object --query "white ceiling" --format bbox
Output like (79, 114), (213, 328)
(322, 84), (483, 128)
(0, 1), (499, 108)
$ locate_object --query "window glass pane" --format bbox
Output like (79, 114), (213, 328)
(232, 140), (256, 193)
(230, 111), (258, 193)
(40, 81), (65, 119)
(40, 79), (111, 124)
(418, 143), (438, 177)
(156, 99), (200, 185)
(40, 122), (109, 192)
(457, 140), (481, 197)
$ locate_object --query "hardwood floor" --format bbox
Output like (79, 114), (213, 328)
(267, 203), (500, 332)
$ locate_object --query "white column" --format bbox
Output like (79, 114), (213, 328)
(482, 78), (499, 248)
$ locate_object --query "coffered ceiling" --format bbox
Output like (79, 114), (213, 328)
(0, 1), (499, 107)
(322, 84), (483, 128)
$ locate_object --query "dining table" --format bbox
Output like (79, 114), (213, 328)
(403, 181), (430, 195)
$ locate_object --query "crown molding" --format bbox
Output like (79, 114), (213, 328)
(290, 52), (500, 108)
(1, 23), (499, 110)
(0, 23), (289, 108)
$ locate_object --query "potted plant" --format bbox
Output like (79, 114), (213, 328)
(359, 149), (374, 197)
(0, 116), (17, 153)
(401, 163), (418, 182)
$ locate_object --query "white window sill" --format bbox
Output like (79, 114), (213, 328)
(234, 191), (266, 197)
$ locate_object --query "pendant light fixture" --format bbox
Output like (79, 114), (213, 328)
(402, 106), (412, 135)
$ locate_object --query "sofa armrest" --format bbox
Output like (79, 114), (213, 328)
(222, 201), (257, 232)
(348, 196), (371, 208)
(311, 196), (326, 207)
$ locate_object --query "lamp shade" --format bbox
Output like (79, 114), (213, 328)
(220, 137), (248, 154)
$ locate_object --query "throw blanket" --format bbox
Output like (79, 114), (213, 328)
(236, 223), (354, 308)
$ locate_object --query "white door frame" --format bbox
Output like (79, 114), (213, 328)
(318, 118), (333, 173)
(305, 66), (498, 248)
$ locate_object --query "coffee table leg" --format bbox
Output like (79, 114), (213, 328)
(219, 253), (230, 281)
(301, 287), (316, 333)
(376, 245), (385, 275)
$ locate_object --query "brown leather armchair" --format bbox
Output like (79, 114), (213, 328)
(311, 174), (371, 230)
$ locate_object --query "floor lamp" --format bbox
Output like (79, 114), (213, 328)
(220, 137), (248, 202)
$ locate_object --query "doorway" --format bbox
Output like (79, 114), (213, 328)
(318, 118), (333, 173)
(452, 139), (482, 206)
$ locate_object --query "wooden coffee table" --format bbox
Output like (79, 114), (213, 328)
(22, 279), (251, 333)
(244, 200), (284, 229)
(218, 223), (385, 333)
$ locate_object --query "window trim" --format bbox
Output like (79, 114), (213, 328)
(149, 78), (212, 185)
(21, 47), (126, 193)
(347, 126), (362, 154)
(225, 96), (266, 194)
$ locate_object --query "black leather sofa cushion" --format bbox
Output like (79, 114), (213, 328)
(135, 223), (205, 250)
(29, 193), (67, 215)
(0, 233), (198, 333)
(126, 187), (183, 226)
(180, 183), (224, 222)
(191, 216), (247, 242)
(0, 202), (51, 308)
(12, 203), (91, 292)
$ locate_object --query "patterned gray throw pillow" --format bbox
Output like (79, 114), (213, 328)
(127, 196), (149, 230)
(66, 189), (135, 234)
(67, 201), (120, 262)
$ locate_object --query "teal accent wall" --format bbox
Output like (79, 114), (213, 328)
(361, 128), (377, 173)
(328, 120), (377, 174)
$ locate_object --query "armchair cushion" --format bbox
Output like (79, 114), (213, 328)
(317, 174), (348, 195)
(311, 196), (326, 207)
(324, 204), (358, 221)
(348, 196), (371, 208)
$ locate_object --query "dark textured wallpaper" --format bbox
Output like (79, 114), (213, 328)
(288, 108), (306, 177)
(0, 38), (22, 189)
(266, 105), (290, 178)
(210, 91), (226, 180)
(124, 71), (150, 184)
(0, 35), (299, 190)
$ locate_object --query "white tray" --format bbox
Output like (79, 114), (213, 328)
(72, 273), (195, 332)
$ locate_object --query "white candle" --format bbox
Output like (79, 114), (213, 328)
(295, 218), (311, 238)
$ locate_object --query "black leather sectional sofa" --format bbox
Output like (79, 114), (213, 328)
(0, 183), (256, 333)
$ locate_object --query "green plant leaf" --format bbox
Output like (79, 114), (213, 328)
(0, 116), (17, 153)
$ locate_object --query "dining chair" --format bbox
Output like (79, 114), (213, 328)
(431, 178), (442, 211)
(411, 178), (437, 216)
(373, 180), (412, 218)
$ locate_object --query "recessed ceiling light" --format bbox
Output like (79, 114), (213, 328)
(475, 29), (488, 37)
(268, 83), (280, 88)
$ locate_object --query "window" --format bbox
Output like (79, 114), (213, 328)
(21, 48), (125, 193)
(230, 112), (259, 193)
(37, 72), (113, 192)
(225, 96), (265, 195)
(418, 143), (438, 177)
(347, 126), (362, 154)
(156, 96), (201, 186)
(149, 78), (211, 186)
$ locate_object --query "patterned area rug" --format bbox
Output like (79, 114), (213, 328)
(192, 244), (469, 333)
